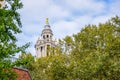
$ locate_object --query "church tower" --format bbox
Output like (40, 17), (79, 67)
(35, 18), (56, 58)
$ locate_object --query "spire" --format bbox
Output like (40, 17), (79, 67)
(46, 18), (49, 25)
(44, 18), (50, 29)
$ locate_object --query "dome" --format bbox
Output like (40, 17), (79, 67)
(41, 18), (53, 35)
(42, 28), (53, 35)
(44, 24), (50, 29)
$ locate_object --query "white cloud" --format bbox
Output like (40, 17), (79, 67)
(16, 32), (38, 56)
(91, 15), (113, 25)
(53, 20), (80, 39)
(16, 0), (120, 57)
(74, 16), (92, 26)
(67, 0), (102, 9)
(20, 0), (70, 24)
(21, 23), (42, 35)
(109, 0), (120, 16)
(59, 0), (106, 15)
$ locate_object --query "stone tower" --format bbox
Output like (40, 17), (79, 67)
(35, 18), (56, 58)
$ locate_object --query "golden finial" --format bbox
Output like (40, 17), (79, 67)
(46, 18), (49, 24)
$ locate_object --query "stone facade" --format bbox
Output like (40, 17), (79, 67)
(35, 18), (56, 58)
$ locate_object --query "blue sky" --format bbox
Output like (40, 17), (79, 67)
(17, 0), (120, 56)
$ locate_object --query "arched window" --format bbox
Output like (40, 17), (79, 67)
(40, 46), (43, 52)
(43, 35), (45, 39)
(47, 35), (49, 38)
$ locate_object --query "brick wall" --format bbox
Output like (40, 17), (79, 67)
(13, 67), (32, 80)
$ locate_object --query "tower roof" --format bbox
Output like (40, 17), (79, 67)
(42, 18), (53, 35)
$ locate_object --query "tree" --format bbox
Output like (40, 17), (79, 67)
(0, 0), (29, 79)
(15, 53), (34, 69)
(71, 16), (120, 79)
(28, 16), (120, 80)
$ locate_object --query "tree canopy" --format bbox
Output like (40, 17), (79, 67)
(27, 16), (120, 80)
(0, 0), (29, 79)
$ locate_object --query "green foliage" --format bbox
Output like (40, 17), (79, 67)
(70, 16), (120, 79)
(15, 53), (34, 69)
(0, 60), (17, 80)
(0, 0), (29, 79)
(28, 16), (120, 80)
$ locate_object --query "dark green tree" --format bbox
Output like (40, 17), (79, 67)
(0, 0), (29, 79)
